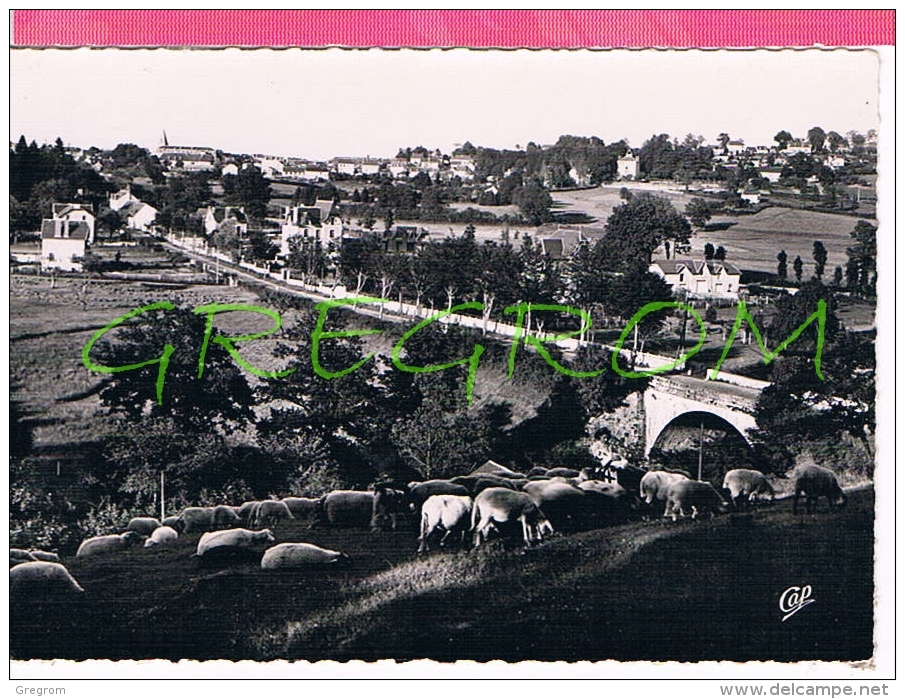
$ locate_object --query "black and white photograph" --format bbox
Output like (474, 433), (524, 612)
(8, 37), (892, 680)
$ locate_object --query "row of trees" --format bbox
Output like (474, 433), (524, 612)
(773, 220), (877, 295)
(332, 193), (688, 337)
(10, 136), (111, 234)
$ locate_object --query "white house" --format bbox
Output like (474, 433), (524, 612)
(221, 162), (240, 177)
(388, 158), (411, 179)
(254, 158), (284, 178)
(649, 259), (742, 300)
(108, 185), (139, 212)
(279, 205), (344, 257)
(41, 213), (90, 271)
(119, 200), (159, 231)
(331, 157), (359, 176)
(204, 206), (248, 237)
(50, 203), (95, 244)
(617, 151), (640, 180)
(360, 158), (382, 176)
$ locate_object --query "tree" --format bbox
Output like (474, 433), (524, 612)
(685, 198), (712, 228)
(826, 131), (847, 153)
(717, 132), (730, 154)
(846, 220), (877, 296)
(604, 264), (674, 355)
(89, 305), (256, 433)
(776, 249), (788, 280)
(812, 241), (827, 280)
(383, 208), (395, 232)
(231, 165), (271, 219)
(703, 242), (715, 260)
(774, 130), (793, 151)
(793, 255), (803, 283)
(807, 126), (827, 153)
(832, 266), (844, 286)
(512, 180), (553, 226)
(603, 193), (692, 266)
(714, 245), (726, 261)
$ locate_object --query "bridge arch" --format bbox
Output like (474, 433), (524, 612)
(648, 410), (751, 454)
(643, 376), (760, 457)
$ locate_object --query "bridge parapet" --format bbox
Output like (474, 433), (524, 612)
(648, 375), (761, 416)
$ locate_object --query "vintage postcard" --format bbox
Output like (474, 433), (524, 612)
(7, 9), (895, 689)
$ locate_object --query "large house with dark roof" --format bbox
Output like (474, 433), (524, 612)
(41, 203), (95, 271)
(649, 259), (742, 300)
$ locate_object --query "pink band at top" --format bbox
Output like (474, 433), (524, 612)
(11, 10), (895, 48)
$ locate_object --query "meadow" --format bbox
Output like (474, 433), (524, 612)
(10, 488), (873, 663)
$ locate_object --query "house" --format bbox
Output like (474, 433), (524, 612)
(279, 205), (344, 257)
(157, 145), (217, 172)
(254, 158), (284, 178)
(649, 259), (742, 300)
(331, 157), (359, 176)
(221, 162), (240, 177)
(344, 225), (429, 254)
(41, 206), (92, 271)
(359, 158), (383, 176)
(204, 206), (248, 237)
(388, 158), (411, 179)
(539, 226), (607, 259)
(108, 185), (140, 211)
(617, 151), (640, 180)
(726, 140), (747, 156)
(119, 200), (159, 231)
(50, 203), (95, 244)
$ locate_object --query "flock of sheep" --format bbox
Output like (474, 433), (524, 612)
(8, 460), (848, 601)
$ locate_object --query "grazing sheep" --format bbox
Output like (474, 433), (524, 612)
(212, 505), (242, 529)
(418, 494), (474, 553)
(29, 550), (61, 563)
(144, 526), (179, 547)
(406, 480), (470, 513)
(10, 561), (85, 596)
(472, 487), (554, 548)
(175, 507), (216, 534)
(640, 470), (691, 514)
(522, 479), (589, 532)
(281, 497), (319, 519)
(234, 501), (259, 526)
(161, 515), (182, 531)
(250, 500), (295, 528)
(544, 467), (581, 479)
(260, 543), (350, 569)
(664, 480), (728, 522)
(10, 549), (36, 567)
(794, 464), (848, 514)
(317, 490), (375, 528)
(722, 469), (775, 508)
(195, 528), (275, 557)
(371, 484), (409, 531)
(126, 516), (162, 537)
(76, 531), (143, 558)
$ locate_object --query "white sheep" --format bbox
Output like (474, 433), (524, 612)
(143, 526), (179, 547)
(260, 543), (349, 569)
(195, 528), (275, 557)
(76, 531), (143, 558)
(10, 561), (85, 596)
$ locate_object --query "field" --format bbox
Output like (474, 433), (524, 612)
(10, 487), (874, 663)
(10, 272), (274, 447)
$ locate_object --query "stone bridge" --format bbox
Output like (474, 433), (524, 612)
(643, 373), (767, 455)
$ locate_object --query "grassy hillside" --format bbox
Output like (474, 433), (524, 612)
(11, 488), (873, 663)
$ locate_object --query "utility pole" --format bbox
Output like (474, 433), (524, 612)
(160, 471), (165, 522)
(697, 420), (705, 481)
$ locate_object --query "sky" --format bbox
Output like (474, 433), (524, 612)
(10, 47), (881, 160)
